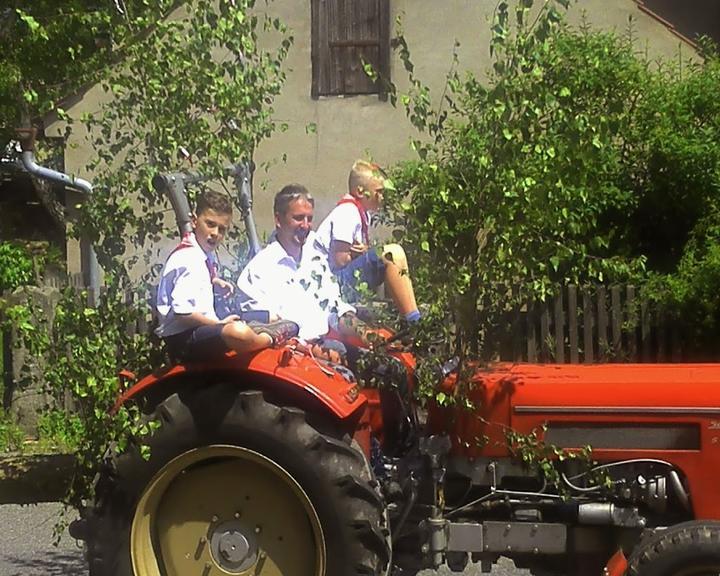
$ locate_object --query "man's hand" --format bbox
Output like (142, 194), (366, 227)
(337, 311), (373, 348)
(294, 341), (344, 364)
(220, 314), (242, 324)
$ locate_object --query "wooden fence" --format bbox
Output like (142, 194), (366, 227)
(41, 274), (156, 334)
(495, 285), (687, 364)
(0, 277), (156, 397)
(0, 281), (706, 372)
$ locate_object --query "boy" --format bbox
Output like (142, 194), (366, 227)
(314, 160), (421, 323)
(156, 189), (297, 361)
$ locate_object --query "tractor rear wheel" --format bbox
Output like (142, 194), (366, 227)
(84, 383), (390, 576)
(627, 521), (720, 576)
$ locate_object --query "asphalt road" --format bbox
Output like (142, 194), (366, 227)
(0, 503), (534, 576)
(0, 504), (85, 576)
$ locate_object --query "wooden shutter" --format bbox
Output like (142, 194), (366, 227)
(312, 0), (390, 98)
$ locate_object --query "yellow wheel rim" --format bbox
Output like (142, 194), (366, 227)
(130, 445), (326, 576)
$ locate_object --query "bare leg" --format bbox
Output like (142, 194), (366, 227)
(221, 321), (272, 354)
(382, 243), (418, 317)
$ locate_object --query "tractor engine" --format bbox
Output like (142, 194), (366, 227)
(373, 361), (717, 575)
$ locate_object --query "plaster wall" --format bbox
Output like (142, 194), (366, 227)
(48, 0), (693, 277)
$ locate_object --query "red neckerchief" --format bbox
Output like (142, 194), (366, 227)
(169, 232), (216, 280)
(336, 196), (369, 245)
(170, 232), (195, 254)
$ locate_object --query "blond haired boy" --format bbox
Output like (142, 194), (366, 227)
(315, 160), (420, 322)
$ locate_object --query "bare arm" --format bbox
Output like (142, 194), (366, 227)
(330, 239), (367, 269)
(336, 311), (371, 347)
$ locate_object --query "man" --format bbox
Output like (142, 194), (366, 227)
(156, 189), (298, 361)
(237, 184), (368, 347)
(314, 160), (420, 322)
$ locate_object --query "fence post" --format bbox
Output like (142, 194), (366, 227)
(527, 297), (537, 363)
(597, 285), (608, 362)
(657, 306), (667, 362)
(641, 298), (652, 361)
(671, 322), (683, 362)
(137, 288), (149, 335)
(583, 286), (594, 364)
(554, 290), (565, 363)
(626, 285), (638, 362)
(568, 285), (578, 364)
(1, 299), (12, 410)
(540, 300), (551, 362)
(511, 285), (524, 362)
(124, 289), (135, 338)
(611, 285), (622, 360)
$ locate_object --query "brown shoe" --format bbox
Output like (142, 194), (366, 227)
(248, 320), (299, 346)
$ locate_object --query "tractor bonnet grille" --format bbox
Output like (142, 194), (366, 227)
(544, 423), (700, 450)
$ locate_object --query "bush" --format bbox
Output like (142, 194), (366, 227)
(0, 242), (35, 293)
(384, 1), (648, 358)
(623, 55), (720, 272)
(383, 1), (720, 362)
(0, 410), (25, 452)
(11, 282), (164, 506)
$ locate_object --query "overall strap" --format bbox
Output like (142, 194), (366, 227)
(336, 197), (369, 245)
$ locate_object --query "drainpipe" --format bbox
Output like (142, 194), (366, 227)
(16, 128), (100, 294)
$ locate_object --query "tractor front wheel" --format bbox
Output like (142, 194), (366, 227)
(628, 521), (720, 576)
(85, 383), (390, 576)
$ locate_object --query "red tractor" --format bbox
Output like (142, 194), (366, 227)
(74, 345), (720, 576)
(18, 148), (720, 576)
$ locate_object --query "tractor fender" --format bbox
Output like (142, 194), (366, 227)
(113, 346), (367, 420)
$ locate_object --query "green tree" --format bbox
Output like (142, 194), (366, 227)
(0, 1), (175, 151)
(78, 0), (292, 278)
(11, 0), (293, 507)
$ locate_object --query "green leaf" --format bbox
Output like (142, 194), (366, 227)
(16, 10), (41, 34)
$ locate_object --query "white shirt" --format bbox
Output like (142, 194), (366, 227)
(237, 231), (355, 340)
(155, 233), (218, 337)
(314, 195), (365, 267)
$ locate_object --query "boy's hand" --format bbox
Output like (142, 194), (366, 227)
(213, 277), (235, 297)
(220, 314), (242, 324)
(350, 242), (368, 257)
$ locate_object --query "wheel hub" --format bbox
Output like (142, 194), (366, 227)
(209, 520), (257, 573)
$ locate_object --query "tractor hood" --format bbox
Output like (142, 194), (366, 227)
(428, 362), (720, 518)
